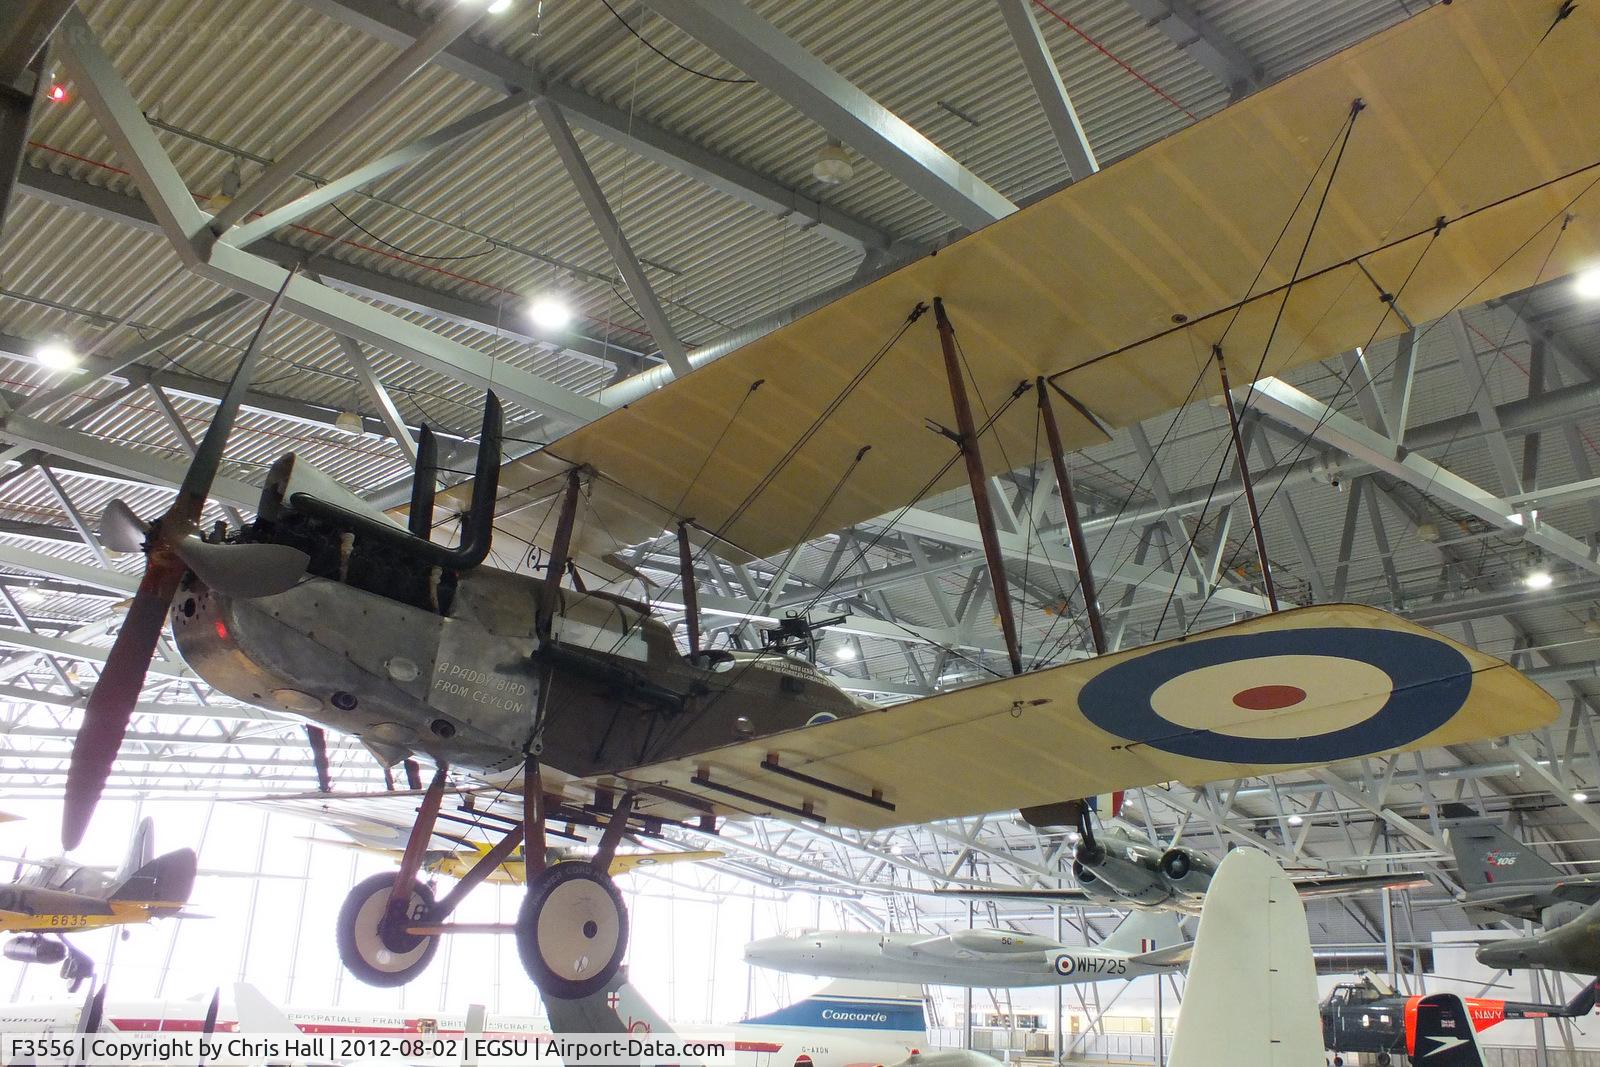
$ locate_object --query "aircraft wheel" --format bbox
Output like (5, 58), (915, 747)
(336, 872), (439, 987)
(516, 860), (628, 999)
(1375, 1055), (1390, 1067)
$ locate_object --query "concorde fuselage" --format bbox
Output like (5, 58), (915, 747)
(743, 929), (1176, 988)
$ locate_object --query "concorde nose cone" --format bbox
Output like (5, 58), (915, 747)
(743, 936), (791, 966)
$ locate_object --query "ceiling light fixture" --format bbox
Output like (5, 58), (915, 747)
(528, 294), (573, 332)
(811, 139), (853, 185)
(487, 0), (513, 12)
(1524, 568), (1554, 591)
(1575, 791), (1590, 803)
(334, 410), (365, 434)
(836, 645), (856, 661)
(1575, 267), (1600, 300)
(47, 83), (68, 104)
(1415, 521), (1439, 543)
(1286, 814), (1303, 827)
(34, 342), (80, 372)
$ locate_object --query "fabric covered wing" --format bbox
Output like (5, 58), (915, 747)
(615, 605), (1555, 831)
(463, 0), (1600, 568)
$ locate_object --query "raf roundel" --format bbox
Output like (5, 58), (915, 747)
(1054, 954), (1076, 977)
(1076, 627), (1471, 765)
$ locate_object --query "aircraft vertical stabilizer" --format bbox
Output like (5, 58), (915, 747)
(744, 978), (928, 1036)
(1409, 994), (1487, 1066)
(233, 983), (296, 1033)
(1099, 908), (1185, 956)
(113, 818), (154, 885)
(1447, 820), (1559, 889)
(1167, 849), (1322, 1067)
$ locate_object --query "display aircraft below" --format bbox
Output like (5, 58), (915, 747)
(744, 909), (1187, 988)
(1319, 972), (1597, 1066)
(0, 817), (195, 990)
(938, 813), (1427, 914)
(51, 0), (1587, 1002)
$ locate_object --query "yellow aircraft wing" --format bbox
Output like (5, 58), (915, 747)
(616, 605), (1556, 831)
(465, 0), (1600, 567)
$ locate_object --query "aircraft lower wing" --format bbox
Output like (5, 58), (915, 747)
(617, 605), (1556, 831)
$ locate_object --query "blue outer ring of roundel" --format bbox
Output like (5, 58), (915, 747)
(1054, 954), (1076, 976)
(1076, 627), (1471, 765)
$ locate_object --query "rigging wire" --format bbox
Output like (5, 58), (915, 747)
(596, 0), (755, 84)
(329, 204), (497, 263)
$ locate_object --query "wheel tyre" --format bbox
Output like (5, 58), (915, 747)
(336, 872), (439, 987)
(1375, 1054), (1390, 1067)
(517, 860), (628, 999)
(1331, 1057), (1343, 1066)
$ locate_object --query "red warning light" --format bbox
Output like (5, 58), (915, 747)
(213, 619), (229, 641)
(47, 84), (68, 103)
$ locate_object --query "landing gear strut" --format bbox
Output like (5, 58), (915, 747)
(332, 755), (638, 999)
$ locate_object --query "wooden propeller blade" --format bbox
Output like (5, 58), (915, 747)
(62, 554), (186, 849)
(304, 725), (332, 793)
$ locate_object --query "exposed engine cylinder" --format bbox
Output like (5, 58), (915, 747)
(4, 935), (66, 965)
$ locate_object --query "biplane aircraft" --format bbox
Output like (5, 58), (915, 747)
(55, 0), (1596, 999)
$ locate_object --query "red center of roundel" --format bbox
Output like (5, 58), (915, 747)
(1232, 684), (1307, 711)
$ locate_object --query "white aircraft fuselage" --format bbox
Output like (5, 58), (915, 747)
(745, 928), (1181, 988)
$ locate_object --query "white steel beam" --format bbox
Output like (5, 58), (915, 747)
(1121, 0), (1260, 99)
(206, 0), (489, 233)
(535, 100), (692, 378)
(640, 0), (1017, 231)
(220, 93), (532, 249)
(333, 334), (418, 464)
(291, 0), (895, 254)
(992, 0), (1098, 180)
(1249, 376), (1600, 577)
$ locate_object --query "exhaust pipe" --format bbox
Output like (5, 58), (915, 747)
(293, 392), (503, 570)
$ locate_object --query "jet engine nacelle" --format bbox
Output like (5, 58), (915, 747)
(1159, 846), (1218, 902)
(4, 935), (67, 965)
(1074, 837), (1171, 906)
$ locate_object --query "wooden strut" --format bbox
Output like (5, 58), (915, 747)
(1035, 379), (1107, 656)
(676, 521), (701, 657)
(933, 298), (1024, 676)
(523, 755), (546, 879)
(594, 791), (636, 868)
(538, 469), (584, 639)
(432, 823), (525, 919)
(386, 762), (449, 924)
(1213, 345), (1279, 611)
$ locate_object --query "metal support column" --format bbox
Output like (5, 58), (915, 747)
(934, 298), (1022, 674)
(1213, 346), (1278, 610)
(1037, 378), (1105, 654)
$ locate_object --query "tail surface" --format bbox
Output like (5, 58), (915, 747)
(233, 983), (295, 1033)
(113, 817), (155, 885)
(1099, 909), (1185, 957)
(109, 848), (197, 909)
(745, 978), (927, 1036)
(1167, 849), (1322, 1067)
(1409, 993), (1487, 1066)
(1447, 820), (1559, 888)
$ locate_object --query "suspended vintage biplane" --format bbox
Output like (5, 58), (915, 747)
(57, 0), (1597, 999)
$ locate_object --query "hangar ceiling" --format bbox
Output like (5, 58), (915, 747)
(2, 0), (1598, 967)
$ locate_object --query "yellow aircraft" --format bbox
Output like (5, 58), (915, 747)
(422, 843), (724, 886)
(1, 818), (196, 989)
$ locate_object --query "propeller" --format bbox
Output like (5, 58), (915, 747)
(62, 269), (299, 850)
(198, 988), (220, 1067)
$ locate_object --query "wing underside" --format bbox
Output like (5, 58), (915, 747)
(448, 0), (1600, 576)
(614, 605), (1556, 830)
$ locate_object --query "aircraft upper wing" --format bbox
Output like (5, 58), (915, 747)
(616, 605), (1556, 831)
(456, 0), (1600, 569)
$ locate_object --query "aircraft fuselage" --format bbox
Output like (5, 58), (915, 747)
(170, 565), (864, 787)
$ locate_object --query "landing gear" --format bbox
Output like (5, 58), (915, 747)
(516, 861), (629, 999)
(1375, 1054), (1391, 1067)
(336, 872), (440, 987)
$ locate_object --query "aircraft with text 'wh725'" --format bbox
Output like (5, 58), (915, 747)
(744, 909), (1187, 988)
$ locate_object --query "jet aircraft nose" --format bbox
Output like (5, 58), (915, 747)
(743, 935), (791, 965)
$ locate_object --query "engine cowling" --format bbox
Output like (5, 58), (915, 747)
(1159, 846), (1218, 902)
(4, 935), (66, 965)
(1075, 837), (1171, 906)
